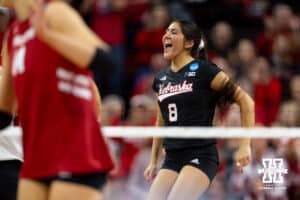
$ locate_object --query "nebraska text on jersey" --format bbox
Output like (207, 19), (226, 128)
(158, 81), (193, 102)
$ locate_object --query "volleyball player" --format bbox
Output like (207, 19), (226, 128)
(0, 0), (114, 200)
(0, 8), (22, 200)
(144, 20), (254, 200)
(0, 68), (22, 200)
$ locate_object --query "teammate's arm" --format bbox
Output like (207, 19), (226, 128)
(30, 1), (110, 68)
(144, 103), (164, 182)
(0, 36), (16, 129)
(211, 71), (254, 170)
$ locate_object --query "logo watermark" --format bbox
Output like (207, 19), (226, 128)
(257, 158), (288, 190)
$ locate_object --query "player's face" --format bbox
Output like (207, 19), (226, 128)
(162, 22), (186, 60)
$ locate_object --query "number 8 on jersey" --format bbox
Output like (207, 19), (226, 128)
(168, 103), (178, 122)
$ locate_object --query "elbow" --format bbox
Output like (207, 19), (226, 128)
(246, 96), (255, 112)
(88, 48), (115, 74)
(237, 94), (255, 113)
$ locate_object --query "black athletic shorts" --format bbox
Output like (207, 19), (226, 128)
(38, 172), (108, 191)
(161, 145), (219, 182)
(0, 160), (22, 200)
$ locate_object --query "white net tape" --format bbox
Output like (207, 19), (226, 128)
(2, 126), (300, 138)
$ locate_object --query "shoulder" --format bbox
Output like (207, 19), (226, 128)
(184, 60), (219, 73)
(45, 1), (73, 16)
(152, 67), (170, 92)
(154, 67), (170, 81)
(195, 59), (222, 83)
(200, 60), (219, 70)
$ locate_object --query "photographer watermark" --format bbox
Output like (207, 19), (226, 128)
(257, 158), (288, 190)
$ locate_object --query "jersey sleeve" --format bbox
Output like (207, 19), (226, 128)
(204, 61), (222, 83)
(152, 76), (159, 93)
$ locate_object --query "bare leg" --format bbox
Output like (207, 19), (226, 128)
(48, 181), (102, 200)
(17, 178), (49, 200)
(167, 166), (210, 200)
(146, 169), (178, 200)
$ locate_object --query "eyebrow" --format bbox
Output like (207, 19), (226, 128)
(166, 28), (178, 32)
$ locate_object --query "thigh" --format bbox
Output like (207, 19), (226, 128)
(49, 181), (101, 200)
(146, 169), (178, 200)
(167, 166), (210, 200)
(17, 178), (49, 200)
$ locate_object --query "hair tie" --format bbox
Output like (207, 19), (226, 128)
(198, 39), (205, 50)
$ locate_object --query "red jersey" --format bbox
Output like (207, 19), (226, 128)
(7, 20), (114, 179)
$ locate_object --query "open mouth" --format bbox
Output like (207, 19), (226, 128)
(164, 42), (173, 51)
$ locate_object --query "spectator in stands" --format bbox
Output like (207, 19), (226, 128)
(92, 0), (128, 95)
(285, 139), (300, 200)
(135, 4), (170, 72)
(255, 3), (299, 59)
(272, 34), (299, 99)
(101, 95), (125, 126)
(132, 53), (169, 97)
(289, 75), (300, 105)
(209, 21), (235, 61)
(166, 0), (193, 21)
(235, 39), (257, 79)
(126, 95), (156, 126)
(249, 57), (282, 126)
(273, 100), (299, 127)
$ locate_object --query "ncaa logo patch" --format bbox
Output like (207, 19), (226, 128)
(189, 63), (199, 71)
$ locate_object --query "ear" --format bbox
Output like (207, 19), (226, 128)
(184, 40), (194, 49)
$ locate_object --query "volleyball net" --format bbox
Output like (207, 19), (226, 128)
(2, 126), (300, 138)
(1, 126), (300, 199)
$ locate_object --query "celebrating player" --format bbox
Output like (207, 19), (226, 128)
(144, 20), (254, 200)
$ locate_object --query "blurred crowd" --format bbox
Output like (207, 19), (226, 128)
(1, 0), (300, 199)
(89, 1), (300, 200)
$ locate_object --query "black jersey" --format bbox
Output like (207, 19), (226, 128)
(152, 59), (221, 149)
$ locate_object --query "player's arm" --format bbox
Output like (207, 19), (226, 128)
(31, 1), (111, 69)
(211, 71), (254, 170)
(144, 103), (164, 182)
(0, 36), (17, 130)
(150, 104), (164, 165)
(211, 71), (255, 128)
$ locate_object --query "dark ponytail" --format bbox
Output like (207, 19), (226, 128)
(174, 20), (208, 61)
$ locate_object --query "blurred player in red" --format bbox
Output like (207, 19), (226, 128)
(0, 0), (114, 200)
(0, 7), (22, 200)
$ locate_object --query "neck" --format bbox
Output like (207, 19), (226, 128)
(171, 52), (194, 72)
(15, 12), (28, 22)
